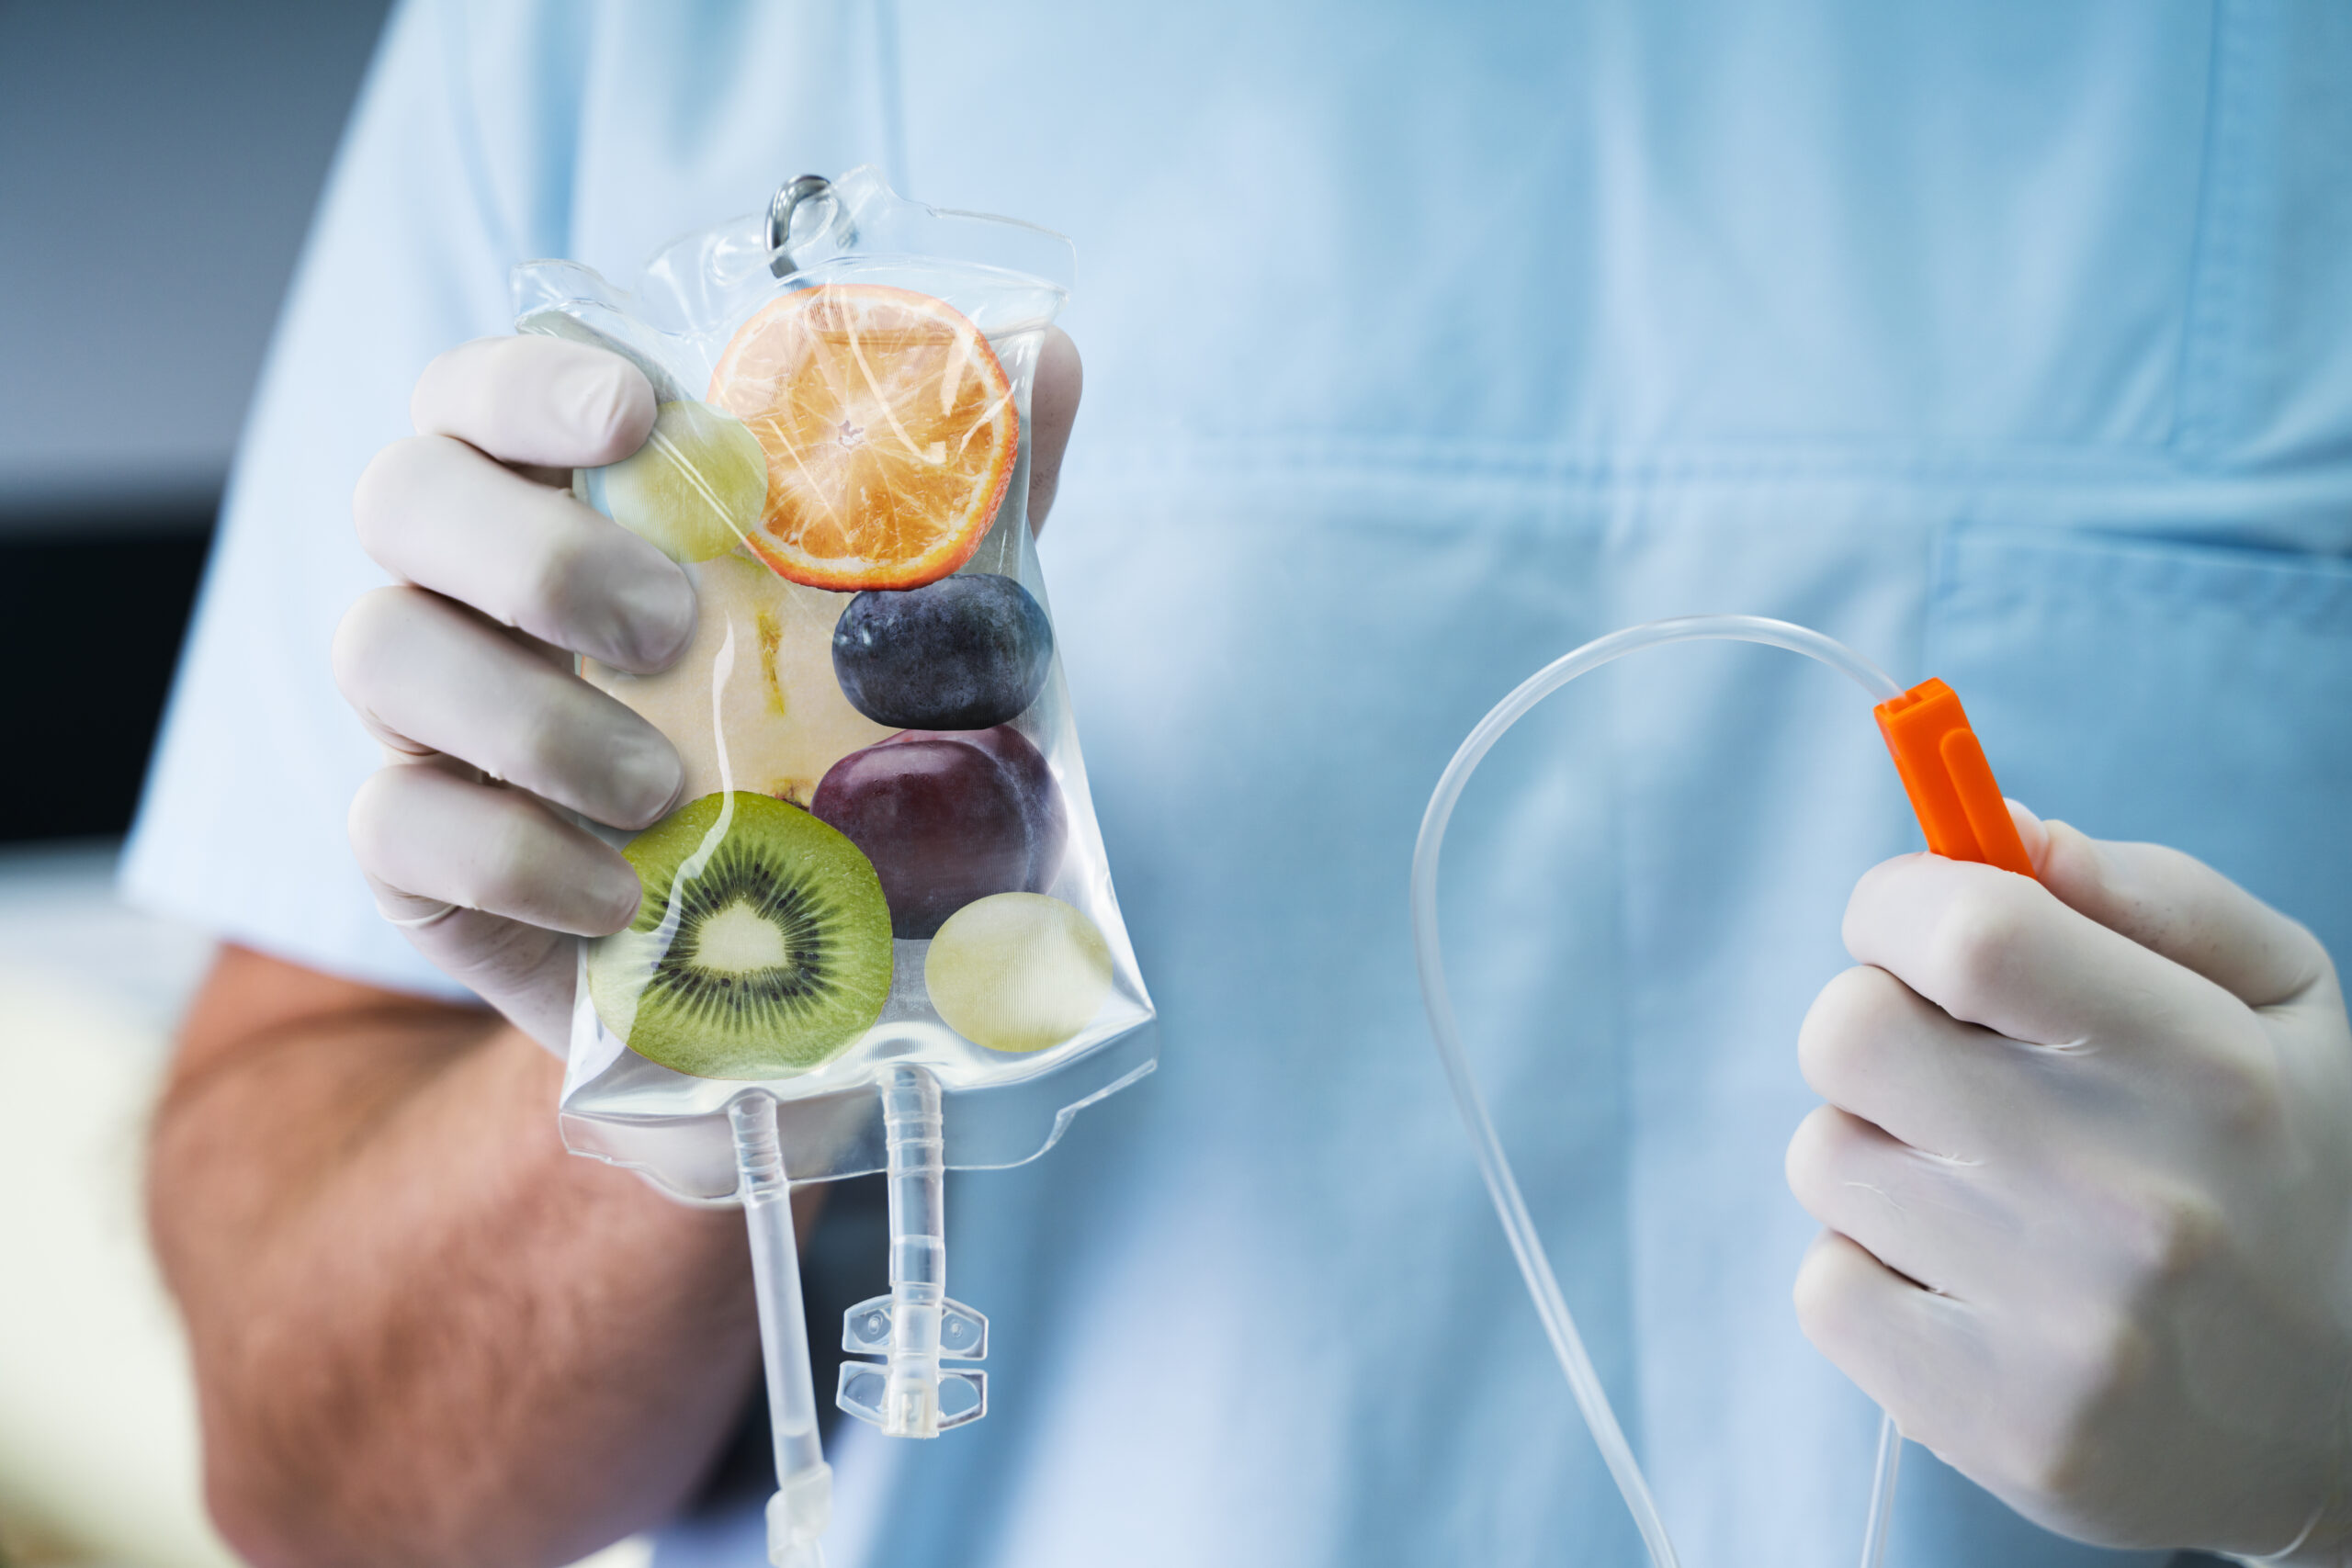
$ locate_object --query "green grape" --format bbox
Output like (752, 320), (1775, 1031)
(579, 400), (768, 563)
(924, 893), (1113, 1054)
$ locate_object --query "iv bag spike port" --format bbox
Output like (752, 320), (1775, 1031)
(1873, 678), (2037, 879)
(833, 1064), (990, 1437)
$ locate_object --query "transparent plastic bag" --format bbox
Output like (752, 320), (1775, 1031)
(513, 169), (1154, 1562)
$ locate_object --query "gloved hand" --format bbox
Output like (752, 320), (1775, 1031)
(1787, 803), (2352, 1561)
(334, 335), (682, 1048)
(334, 333), (1083, 1050)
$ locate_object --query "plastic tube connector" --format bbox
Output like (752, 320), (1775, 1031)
(1871, 678), (2036, 878)
(766, 1469), (832, 1568)
(833, 1065), (989, 1438)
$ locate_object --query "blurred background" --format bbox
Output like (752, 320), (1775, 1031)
(0, 6), (638, 1564)
(0, 6), (380, 1562)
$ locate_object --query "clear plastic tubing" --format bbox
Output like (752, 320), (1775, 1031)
(1409, 616), (1907, 1568)
(729, 1094), (832, 1568)
(878, 1064), (951, 1438)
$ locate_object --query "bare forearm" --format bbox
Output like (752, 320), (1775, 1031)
(150, 949), (761, 1568)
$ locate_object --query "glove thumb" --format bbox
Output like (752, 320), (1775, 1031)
(2004, 798), (2327, 1012)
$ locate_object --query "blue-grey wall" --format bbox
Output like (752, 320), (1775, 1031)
(0, 1), (390, 839)
(0, 0), (391, 531)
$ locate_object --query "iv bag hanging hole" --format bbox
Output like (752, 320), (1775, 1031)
(769, 175), (857, 276)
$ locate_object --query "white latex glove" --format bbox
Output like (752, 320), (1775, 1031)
(334, 335), (686, 1049)
(1788, 802), (2352, 1561)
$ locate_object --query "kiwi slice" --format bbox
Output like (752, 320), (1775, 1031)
(587, 791), (893, 1078)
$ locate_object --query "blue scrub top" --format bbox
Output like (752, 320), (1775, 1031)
(126, 2), (2352, 1564)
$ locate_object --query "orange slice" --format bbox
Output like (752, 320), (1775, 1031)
(708, 285), (1019, 592)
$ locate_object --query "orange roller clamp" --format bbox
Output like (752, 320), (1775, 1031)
(1872, 678), (2037, 879)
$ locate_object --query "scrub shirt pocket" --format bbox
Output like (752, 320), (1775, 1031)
(1921, 525), (2352, 964)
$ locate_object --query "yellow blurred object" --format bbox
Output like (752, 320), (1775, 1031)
(0, 847), (656, 1568)
(0, 871), (233, 1568)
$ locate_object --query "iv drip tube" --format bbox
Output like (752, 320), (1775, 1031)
(731, 1093), (832, 1568)
(1409, 616), (1907, 1568)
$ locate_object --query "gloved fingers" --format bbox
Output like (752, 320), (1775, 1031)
(334, 586), (682, 829)
(354, 434), (695, 673)
(1793, 973), (2256, 1303)
(348, 762), (642, 938)
(1843, 853), (2252, 1055)
(1795, 1223), (2327, 1551)
(411, 334), (656, 469)
(1785, 1103), (2017, 1301)
(362, 873), (582, 1055)
(2019, 806), (2334, 1013)
(1792, 1229), (1993, 1445)
(1798, 963), (2074, 1160)
(1026, 327), (1081, 531)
